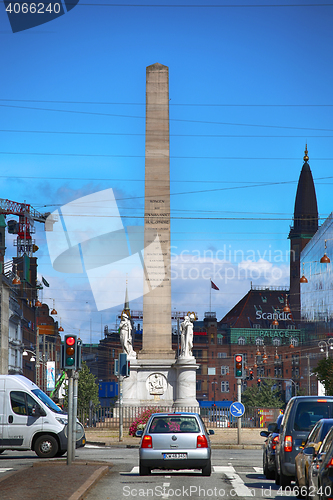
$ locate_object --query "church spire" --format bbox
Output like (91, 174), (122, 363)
(288, 145), (319, 322)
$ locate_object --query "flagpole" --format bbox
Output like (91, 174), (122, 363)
(210, 279), (211, 312)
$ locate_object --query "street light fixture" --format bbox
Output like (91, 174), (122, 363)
(318, 339), (333, 359)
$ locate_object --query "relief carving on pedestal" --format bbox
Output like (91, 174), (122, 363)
(147, 373), (167, 395)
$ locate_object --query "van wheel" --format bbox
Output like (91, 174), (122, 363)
(34, 435), (58, 458)
(55, 450), (67, 457)
(0, 450), (4, 454)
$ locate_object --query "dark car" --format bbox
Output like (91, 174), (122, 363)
(307, 426), (333, 500)
(275, 396), (333, 488)
(138, 412), (213, 476)
(295, 418), (333, 496)
(261, 414), (283, 479)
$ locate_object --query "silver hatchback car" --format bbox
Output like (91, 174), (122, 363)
(138, 412), (213, 476)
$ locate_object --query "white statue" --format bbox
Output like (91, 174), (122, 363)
(119, 313), (136, 358)
(179, 314), (195, 358)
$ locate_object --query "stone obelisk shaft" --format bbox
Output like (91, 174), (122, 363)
(139, 63), (174, 360)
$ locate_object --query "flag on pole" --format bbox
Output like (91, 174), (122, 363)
(42, 276), (50, 287)
(211, 280), (219, 290)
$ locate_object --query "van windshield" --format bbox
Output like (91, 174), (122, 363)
(32, 389), (64, 414)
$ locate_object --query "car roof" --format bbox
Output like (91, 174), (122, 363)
(150, 412), (200, 417)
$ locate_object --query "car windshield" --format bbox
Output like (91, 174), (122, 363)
(32, 388), (64, 414)
(149, 416), (200, 433)
(294, 402), (333, 431)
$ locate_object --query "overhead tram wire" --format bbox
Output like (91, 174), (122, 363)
(2, 98), (333, 107)
(1, 103), (333, 132)
(2, 129), (333, 138)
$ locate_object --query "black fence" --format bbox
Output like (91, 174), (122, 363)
(78, 405), (281, 430)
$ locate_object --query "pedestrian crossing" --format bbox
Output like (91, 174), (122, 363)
(0, 468), (13, 474)
(125, 465), (263, 475)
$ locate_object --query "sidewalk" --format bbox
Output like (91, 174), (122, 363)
(0, 460), (112, 500)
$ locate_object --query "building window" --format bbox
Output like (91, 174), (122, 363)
(238, 336), (246, 345)
(221, 381), (229, 392)
(253, 324), (261, 329)
(193, 350), (203, 358)
(290, 337), (299, 347)
(196, 380), (202, 391)
(287, 325), (296, 330)
(217, 337), (223, 345)
(197, 365), (202, 375)
(211, 334), (215, 344)
(216, 352), (227, 358)
(255, 337), (264, 346)
(273, 337), (281, 346)
(221, 366), (229, 375)
(112, 349), (115, 358)
(292, 354), (299, 365)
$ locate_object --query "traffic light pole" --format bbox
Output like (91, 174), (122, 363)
(237, 378), (242, 445)
(67, 371), (74, 466)
(72, 372), (79, 462)
(119, 375), (123, 442)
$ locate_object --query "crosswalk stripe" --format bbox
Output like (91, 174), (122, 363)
(213, 466), (254, 497)
(126, 465), (262, 476)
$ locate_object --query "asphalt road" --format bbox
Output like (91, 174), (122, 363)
(0, 447), (295, 499)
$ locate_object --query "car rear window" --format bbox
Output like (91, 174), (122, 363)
(294, 402), (333, 431)
(149, 416), (200, 433)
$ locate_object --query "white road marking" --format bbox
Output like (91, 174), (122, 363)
(214, 466), (254, 497)
(161, 482), (171, 499)
(253, 467), (264, 473)
(85, 444), (104, 449)
(0, 468), (13, 473)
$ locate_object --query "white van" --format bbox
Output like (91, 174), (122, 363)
(0, 374), (85, 458)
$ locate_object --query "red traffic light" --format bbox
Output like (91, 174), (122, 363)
(235, 355), (242, 362)
(66, 336), (75, 346)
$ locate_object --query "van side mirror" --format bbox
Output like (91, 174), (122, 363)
(267, 422), (278, 433)
(209, 429), (215, 435)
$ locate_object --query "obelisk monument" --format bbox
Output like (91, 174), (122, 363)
(139, 63), (174, 360)
(121, 64), (198, 407)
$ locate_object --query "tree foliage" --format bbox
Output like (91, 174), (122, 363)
(64, 362), (100, 411)
(313, 358), (333, 395)
(241, 379), (284, 408)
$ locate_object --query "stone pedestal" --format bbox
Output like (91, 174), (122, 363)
(174, 357), (199, 408)
(121, 358), (175, 406)
(119, 356), (199, 408)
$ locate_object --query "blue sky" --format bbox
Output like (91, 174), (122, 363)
(1, 1), (333, 342)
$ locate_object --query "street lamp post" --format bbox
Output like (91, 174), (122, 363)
(212, 379), (218, 406)
(318, 339), (333, 359)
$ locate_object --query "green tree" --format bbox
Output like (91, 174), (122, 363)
(64, 362), (100, 411)
(313, 358), (333, 395)
(242, 379), (284, 408)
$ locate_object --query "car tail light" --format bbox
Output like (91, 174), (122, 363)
(197, 435), (208, 448)
(326, 457), (333, 469)
(284, 435), (292, 452)
(228, 421), (230, 428)
(141, 435), (153, 448)
(272, 435), (279, 450)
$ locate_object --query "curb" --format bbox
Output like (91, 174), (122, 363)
(68, 465), (109, 500)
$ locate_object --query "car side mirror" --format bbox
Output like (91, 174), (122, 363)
(260, 431), (270, 438)
(135, 430), (143, 437)
(209, 429), (215, 435)
(303, 446), (315, 456)
(267, 423), (278, 433)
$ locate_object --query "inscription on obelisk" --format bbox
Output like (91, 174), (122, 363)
(139, 63), (174, 360)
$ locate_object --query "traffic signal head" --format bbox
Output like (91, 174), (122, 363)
(62, 335), (77, 370)
(257, 378), (261, 387)
(234, 354), (244, 378)
(249, 370), (254, 380)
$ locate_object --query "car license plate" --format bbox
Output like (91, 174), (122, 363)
(163, 453), (187, 460)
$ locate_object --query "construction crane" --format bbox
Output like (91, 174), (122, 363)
(0, 198), (54, 258)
